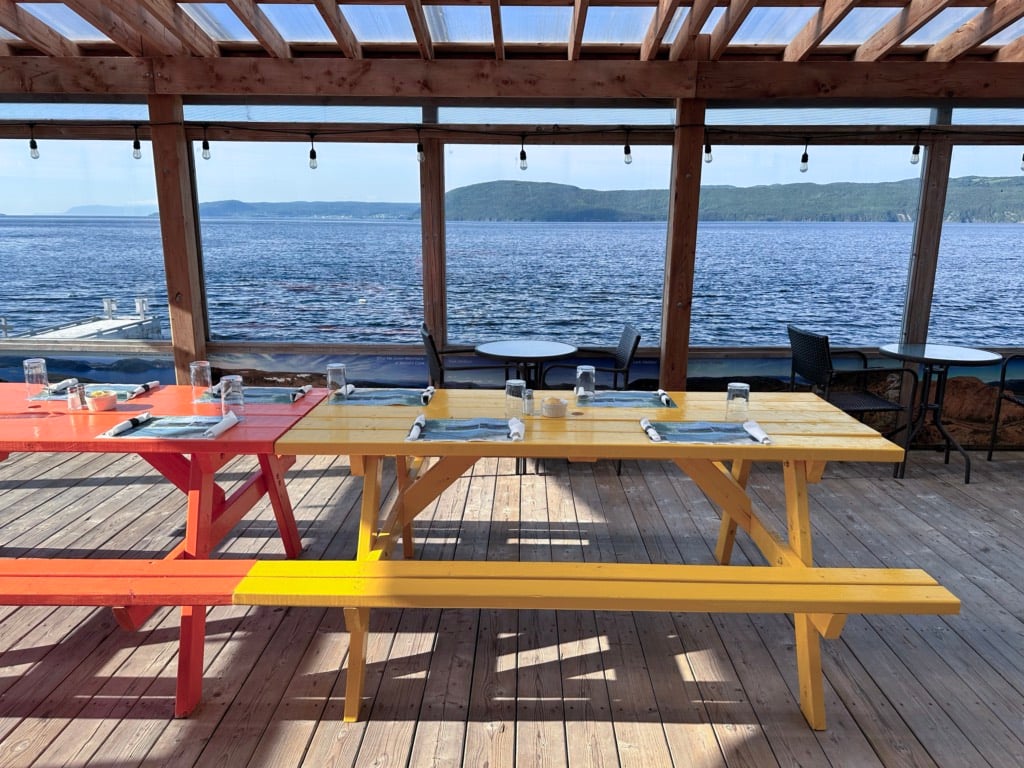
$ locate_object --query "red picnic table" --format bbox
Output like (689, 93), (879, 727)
(0, 381), (325, 716)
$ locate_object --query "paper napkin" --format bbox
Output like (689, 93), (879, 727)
(102, 412), (153, 437)
(203, 411), (239, 438)
(406, 414), (426, 441)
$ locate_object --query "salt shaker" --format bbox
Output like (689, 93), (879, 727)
(523, 389), (534, 416)
(67, 383), (86, 411)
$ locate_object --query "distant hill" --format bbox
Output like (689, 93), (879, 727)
(198, 199), (420, 219)
(64, 204), (159, 217)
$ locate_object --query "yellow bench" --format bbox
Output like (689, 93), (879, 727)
(0, 558), (959, 728)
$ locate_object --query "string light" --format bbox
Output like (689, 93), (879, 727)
(29, 125), (39, 159)
(519, 136), (528, 171)
(416, 130), (425, 164)
(910, 135), (921, 165)
(308, 134), (318, 170)
(623, 130), (632, 165)
(132, 126), (142, 160)
(799, 142), (809, 173)
(703, 140), (713, 164)
(201, 126), (211, 160)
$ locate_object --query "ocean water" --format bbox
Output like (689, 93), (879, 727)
(0, 216), (1020, 348)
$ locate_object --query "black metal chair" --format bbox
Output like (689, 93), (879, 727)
(986, 353), (1024, 460)
(787, 324), (917, 475)
(420, 323), (508, 388)
(540, 324), (641, 390)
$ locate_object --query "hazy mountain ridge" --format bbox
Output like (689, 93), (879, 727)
(59, 176), (1024, 223)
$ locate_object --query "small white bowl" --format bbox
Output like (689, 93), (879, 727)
(86, 390), (118, 412)
(541, 397), (568, 418)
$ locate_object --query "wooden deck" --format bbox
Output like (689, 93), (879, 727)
(0, 448), (1022, 767)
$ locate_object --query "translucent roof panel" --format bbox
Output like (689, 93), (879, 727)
(905, 8), (982, 45)
(731, 8), (819, 46)
(583, 7), (656, 45)
(663, 8), (688, 43)
(953, 108), (1024, 125)
(985, 17), (1024, 46)
(0, 26), (16, 41)
(501, 7), (572, 44)
(707, 107), (933, 125)
(20, 4), (108, 42)
(184, 104), (423, 123)
(0, 103), (149, 120)
(439, 107), (675, 126)
(425, 6), (493, 44)
(343, 5), (415, 43)
(181, 4), (255, 42)
(822, 8), (901, 46)
(258, 4), (334, 43)
(698, 8), (726, 35)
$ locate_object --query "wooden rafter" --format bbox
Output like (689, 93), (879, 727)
(784, 0), (858, 63)
(0, 0), (79, 57)
(97, 0), (189, 56)
(926, 0), (1024, 62)
(994, 33), (1024, 62)
(568, 0), (590, 61)
(641, 0), (683, 61)
(312, 0), (362, 60)
(404, 0), (435, 61)
(133, 0), (220, 58)
(669, 0), (717, 61)
(490, 0), (505, 60)
(855, 0), (956, 62)
(63, 0), (146, 57)
(708, 0), (757, 61)
(226, 0), (291, 58)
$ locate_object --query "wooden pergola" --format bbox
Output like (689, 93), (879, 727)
(1, 0), (1023, 387)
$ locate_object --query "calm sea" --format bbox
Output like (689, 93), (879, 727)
(0, 216), (1020, 348)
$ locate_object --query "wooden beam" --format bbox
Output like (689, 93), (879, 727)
(784, 0), (858, 63)
(135, 0), (220, 58)
(312, 0), (362, 59)
(641, 0), (682, 61)
(148, 95), (208, 380)
(669, 0), (717, 61)
(568, 0), (590, 61)
(404, 0), (435, 60)
(96, 0), (190, 57)
(0, 0), (79, 57)
(63, 0), (146, 57)
(995, 33), (1024, 62)
(226, 0), (291, 59)
(708, 0), (757, 61)
(660, 99), (705, 391)
(490, 0), (505, 60)
(855, 0), (955, 62)
(420, 135), (447, 350)
(926, 0), (1024, 62)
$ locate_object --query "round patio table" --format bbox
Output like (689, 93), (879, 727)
(475, 339), (577, 389)
(879, 343), (1002, 484)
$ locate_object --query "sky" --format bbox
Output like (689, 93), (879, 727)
(1, 137), (1023, 216)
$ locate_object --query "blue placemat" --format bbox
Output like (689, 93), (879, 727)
(332, 388), (432, 406)
(413, 417), (522, 442)
(31, 383), (146, 402)
(642, 420), (763, 444)
(197, 386), (310, 404)
(579, 390), (675, 408)
(101, 414), (233, 439)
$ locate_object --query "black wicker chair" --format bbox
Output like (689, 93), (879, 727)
(787, 324), (917, 475)
(986, 353), (1024, 460)
(540, 324), (641, 390)
(420, 323), (509, 388)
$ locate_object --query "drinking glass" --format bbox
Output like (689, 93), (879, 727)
(220, 374), (245, 418)
(726, 382), (750, 421)
(23, 358), (48, 401)
(575, 365), (596, 403)
(505, 378), (527, 419)
(327, 363), (348, 400)
(190, 360), (212, 402)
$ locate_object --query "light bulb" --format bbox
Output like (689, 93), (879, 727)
(308, 146), (318, 170)
(799, 150), (809, 173)
(623, 143), (632, 165)
(201, 138), (211, 160)
(132, 138), (142, 160)
(703, 142), (713, 163)
(416, 141), (425, 164)
(910, 144), (921, 165)
(29, 137), (39, 159)
(519, 148), (528, 171)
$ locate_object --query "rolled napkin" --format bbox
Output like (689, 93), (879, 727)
(420, 386), (436, 405)
(406, 414), (426, 441)
(102, 411), (152, 437)
(125, 380), (161, 400)
(209, 382), (222, 396)
(743, 420), (772, 444)
(639, 417), (662, 442)
(656, 388), (672, 406)
(203, 410), (239, 438)
(508, 417), (525, 441)
(331, 383), (357, 399)
(47, 377), (79, 394)
(290, 384), (312, 402)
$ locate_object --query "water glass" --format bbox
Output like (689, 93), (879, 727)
(220, 374), (245, 418)
(726, 382), (750, 421)
(190, 360), (212, 402)
(505, 378), (527, 419)
(23, 358), (48, 401)
(327, 363), (348, 400)
(575, 365), (596, 403)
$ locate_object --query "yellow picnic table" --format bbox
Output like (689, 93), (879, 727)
(272, 388), (958, 729)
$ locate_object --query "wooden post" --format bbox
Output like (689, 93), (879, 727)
(660, 99), (705, 390)
(420, 106), (448, 346)
(148, 95), (207, 382)
(901, 108), (953, 345)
